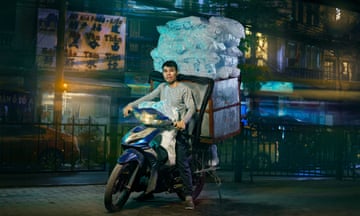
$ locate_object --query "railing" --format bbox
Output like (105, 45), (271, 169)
(284, 67), (323, 80)
(215, 122), (360, 181)
(2, 119), (359, 181)
(0, 121), (107, 173)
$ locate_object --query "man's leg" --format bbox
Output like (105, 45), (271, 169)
(176, 131), (194, 210)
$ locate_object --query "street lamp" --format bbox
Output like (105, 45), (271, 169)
(53, 0), (66, 125)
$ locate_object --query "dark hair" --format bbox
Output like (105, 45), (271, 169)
(162, 60), (178, 72)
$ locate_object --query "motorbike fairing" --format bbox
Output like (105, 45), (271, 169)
(122, 125), (160, 148)
(117, 148), (145, 165)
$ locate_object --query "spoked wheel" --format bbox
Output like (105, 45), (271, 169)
(104, 163), (138, 212)
(176, 154), (206, 201)
(191, 156), (206, 199)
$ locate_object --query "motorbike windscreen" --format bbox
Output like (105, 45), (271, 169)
(133, 107), (173, 126)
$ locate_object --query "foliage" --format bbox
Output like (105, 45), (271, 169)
(239, 64), (272, 95)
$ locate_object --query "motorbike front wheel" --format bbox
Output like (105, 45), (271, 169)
(104, 163), (137, 212)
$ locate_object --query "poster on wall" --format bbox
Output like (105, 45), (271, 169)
(36, 8), (126, 72)
(0, 90), (34, 123)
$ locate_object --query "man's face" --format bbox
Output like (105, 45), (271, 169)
(162, 66), (177, 84)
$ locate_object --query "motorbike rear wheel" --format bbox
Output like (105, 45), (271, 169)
(104, 163), (137, 212)
(176, 155), (206, 200)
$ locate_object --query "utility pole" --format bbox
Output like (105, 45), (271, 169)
(53, 0), (66, 125)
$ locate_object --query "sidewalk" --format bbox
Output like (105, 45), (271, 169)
(0, 171), (359, 216)
(0, 171), (109, 188)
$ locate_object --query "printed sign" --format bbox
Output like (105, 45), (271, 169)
(36, 8), (126, 72)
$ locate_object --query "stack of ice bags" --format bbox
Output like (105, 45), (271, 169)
(150, 16), (245, 79)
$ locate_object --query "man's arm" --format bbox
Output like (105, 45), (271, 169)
(123, 84), (163, 117)
(174, 86), (196, 130)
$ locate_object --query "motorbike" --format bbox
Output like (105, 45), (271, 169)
(104, 106), (206, 212)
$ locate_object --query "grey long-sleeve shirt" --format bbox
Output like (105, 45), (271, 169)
(128, 82), (196, 124)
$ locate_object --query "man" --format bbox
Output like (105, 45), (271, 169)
(123, 60), (196, 210)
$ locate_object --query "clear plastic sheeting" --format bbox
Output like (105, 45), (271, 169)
(137, 101), (178, 165)
(138, 100), (179, 122)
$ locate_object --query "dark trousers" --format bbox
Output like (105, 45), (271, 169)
(175, 130), (193, 197)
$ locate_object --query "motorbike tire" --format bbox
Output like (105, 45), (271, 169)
(104, 163), (137, 212)
(176, 156), (206, 201)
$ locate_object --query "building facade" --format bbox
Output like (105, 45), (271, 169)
(0, 0), (359, 125)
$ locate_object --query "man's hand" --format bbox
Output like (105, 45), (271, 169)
(123, 105), (133, 117)
(174, 120), (186, 130)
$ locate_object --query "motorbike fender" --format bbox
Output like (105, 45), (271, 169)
(117, 148), (144, 166)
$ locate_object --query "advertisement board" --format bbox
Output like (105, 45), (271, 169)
(36, 8), (126, 72)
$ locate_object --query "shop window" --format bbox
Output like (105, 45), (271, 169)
(323, 61), (335, 80)
(341, 61), (352, 81)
